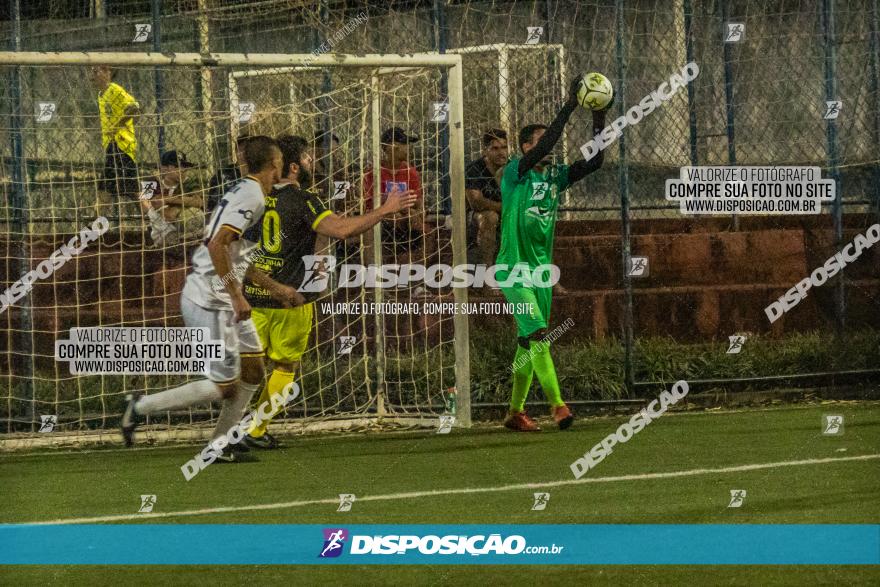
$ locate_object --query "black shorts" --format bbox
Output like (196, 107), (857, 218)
(101, 143), (138, 198)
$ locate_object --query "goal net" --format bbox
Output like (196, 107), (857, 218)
(447, 43), (568, 166)
(0, 51), (469, 449)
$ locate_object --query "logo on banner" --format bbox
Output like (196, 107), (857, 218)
(384, 181), (408, 195)
(319, 528), (349, 558)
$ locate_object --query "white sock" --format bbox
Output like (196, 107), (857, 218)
(135, 379), (221, 415)
(211, 381), (260, 441)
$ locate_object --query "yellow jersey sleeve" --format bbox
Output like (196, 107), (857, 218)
(106, 83), (138, 112)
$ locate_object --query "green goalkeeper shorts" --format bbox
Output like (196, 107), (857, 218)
(501, 285), (552, 338)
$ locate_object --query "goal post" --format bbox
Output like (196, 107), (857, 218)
(0, 50), (470, 448)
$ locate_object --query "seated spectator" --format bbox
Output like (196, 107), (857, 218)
(363, 127), (425, 263)
(465, 129), (508, 268)
(139, 150), (204, 246)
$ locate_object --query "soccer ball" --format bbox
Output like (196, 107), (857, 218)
(577, 72), (614, 111)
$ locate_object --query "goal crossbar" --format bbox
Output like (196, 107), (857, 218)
(0, 51), (463, 69)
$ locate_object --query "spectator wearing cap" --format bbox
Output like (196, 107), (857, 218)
(363, 127), (425, 262)
(140, 150), (205, 246)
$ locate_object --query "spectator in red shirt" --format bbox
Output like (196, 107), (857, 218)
(363, 127), (425, 261)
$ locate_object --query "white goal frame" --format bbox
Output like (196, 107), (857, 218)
(445, 43), (568, 164)
(0, 51), (471, 449)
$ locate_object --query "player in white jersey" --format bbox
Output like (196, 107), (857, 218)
(122, 136), (298, 462)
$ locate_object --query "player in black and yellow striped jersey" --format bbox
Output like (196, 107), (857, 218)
(241, 135), (418, 448)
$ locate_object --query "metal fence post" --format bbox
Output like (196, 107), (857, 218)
(7, 0), (34, 431)
(823, 0), (845, 334)
(433, 0), (451, 216)
(869, 0), (880, 217)
(684, 0), (698, 166)
(152, 0), (165, 155)
(196, 0), (215, 172)
(721, 0), (738, 230)
(319, 0), (334, 206)
(615, 0), (634, 395)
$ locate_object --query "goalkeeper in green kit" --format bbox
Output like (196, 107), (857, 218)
(498, 78), (611, 432)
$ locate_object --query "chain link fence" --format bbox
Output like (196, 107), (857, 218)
(3, 1), (877, 215)
(0, 0), (878, 424)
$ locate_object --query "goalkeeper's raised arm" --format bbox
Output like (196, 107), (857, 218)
(517, 78), (611, 183)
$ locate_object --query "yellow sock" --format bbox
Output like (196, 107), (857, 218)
(247, 368), (294, 437)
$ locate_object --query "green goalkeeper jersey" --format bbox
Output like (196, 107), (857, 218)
(495, 156), (570, 285)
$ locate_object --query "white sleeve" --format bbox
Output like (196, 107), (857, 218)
(204, 180), (265, 240)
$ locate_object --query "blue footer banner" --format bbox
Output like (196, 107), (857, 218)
(1, 524), (878, 565)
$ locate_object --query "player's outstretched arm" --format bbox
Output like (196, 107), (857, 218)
(314, 187), (418, 240)
(567, 106), (610, 185)
(517, 79), (581, 179)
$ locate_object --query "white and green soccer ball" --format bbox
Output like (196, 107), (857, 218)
(577, 72), (614, 111)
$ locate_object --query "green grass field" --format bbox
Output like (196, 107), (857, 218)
(2, 401), (879, 584)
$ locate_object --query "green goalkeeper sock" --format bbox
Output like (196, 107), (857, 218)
(531, 342), (565, 408)
(510, 346), (534, 412)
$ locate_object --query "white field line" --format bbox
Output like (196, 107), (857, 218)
(16, 453), (880, 526)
